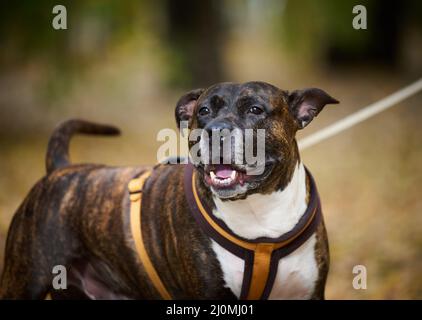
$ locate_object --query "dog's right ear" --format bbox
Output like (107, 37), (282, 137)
(175, 88), (205, 129)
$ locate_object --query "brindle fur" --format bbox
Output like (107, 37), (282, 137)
(0, 162), (236, 299)
(0, 81), (336, 299)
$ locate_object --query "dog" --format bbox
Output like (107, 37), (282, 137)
(0, 81), (338, 300)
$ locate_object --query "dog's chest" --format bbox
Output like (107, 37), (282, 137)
(209, 164), (319, 299)
(211, 235), (318, 299)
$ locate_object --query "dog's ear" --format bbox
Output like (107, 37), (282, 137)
(175, 88), (205, 129)
(288, 88), (339, 129)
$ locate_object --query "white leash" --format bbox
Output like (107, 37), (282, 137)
(298, 78), (422, 150)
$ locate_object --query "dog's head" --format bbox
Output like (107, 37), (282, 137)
(175, 81), (338, 200)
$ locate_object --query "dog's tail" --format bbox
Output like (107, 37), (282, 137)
(46, 119), (120, 174)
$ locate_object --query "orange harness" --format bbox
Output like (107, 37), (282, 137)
(128, 170), (171, 300)
(128, 164), (321, 300)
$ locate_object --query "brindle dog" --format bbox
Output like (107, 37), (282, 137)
(0, 81), (338, 299)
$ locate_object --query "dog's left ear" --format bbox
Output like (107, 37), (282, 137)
(288, 88), (339, 129)
(175, 88), (205, 129)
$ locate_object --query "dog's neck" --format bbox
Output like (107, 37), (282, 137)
(212, 162), (308, 239)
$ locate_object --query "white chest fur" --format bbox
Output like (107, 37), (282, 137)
(211, 163), (319, 299)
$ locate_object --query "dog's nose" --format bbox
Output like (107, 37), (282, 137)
(207, 121), (233, 132)
(206, 122), (234, 144)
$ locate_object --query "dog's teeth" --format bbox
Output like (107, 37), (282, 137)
(210, 170), (237, 187)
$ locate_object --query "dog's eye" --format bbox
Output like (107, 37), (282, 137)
(248, 106), (264, 115)
(198, 106), (210, 116)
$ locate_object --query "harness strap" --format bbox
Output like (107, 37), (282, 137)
(128, 171), (172, 300)
(247, 243), (274, 299)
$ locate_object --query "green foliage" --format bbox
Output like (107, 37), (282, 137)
(0, 0), (150, 65)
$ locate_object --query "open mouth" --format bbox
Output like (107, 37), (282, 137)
(204, 164), (247, 189)
(197, 158), (277, 193)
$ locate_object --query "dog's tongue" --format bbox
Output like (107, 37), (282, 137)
(214, 165), (234, 179)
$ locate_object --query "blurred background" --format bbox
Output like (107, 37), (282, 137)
(0, 0), (421, 299)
